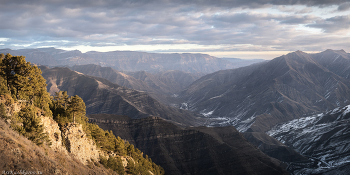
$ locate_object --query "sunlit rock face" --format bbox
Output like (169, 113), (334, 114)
(61, 123), (100, 165)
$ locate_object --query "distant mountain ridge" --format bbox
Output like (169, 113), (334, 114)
(0, 47), (263, 74)
(70, 64), (202, 104)
(179, 50), (350, 132)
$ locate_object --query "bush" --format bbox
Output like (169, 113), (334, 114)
(0, 103), (7, 119)
(17, 105), (51, 146)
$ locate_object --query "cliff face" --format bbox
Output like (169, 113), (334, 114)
(34, 112), (102, 165)
(41, 116), (101, 165)
(61, 124), (100, 165)
(40, 116), (67, 154)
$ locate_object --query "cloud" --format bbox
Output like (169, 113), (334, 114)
(307, 15), (350, 32)
(0, 0), (349, 53)
(338, 2), (350, 11)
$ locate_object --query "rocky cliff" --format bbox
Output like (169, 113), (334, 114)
(60, 123), (100, 165)
(40, 116), (68, 154)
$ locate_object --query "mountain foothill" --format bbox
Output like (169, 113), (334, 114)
(1, 48), (350, 175)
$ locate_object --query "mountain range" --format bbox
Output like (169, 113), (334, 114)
(179, 50), (350, 133)
(0, 47), (263, 74)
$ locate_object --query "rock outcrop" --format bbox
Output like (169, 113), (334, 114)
(61, 123), (100, 165)
(40, 116), (68, 154)
(40, 116), (101, 165)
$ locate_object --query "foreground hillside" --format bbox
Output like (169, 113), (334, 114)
(0, 119), (116, 175)
(89, 114), (289, 175)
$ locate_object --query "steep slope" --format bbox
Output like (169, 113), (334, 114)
(88, 114), (289, 175)
(312, 49), (350, 79)
(267, 104), (350, 174)
(0, 119), (116, 175)
(0, 48), (237, 74)
(180, 50), (350, 132)
(241, 132), (306, 163)
(40, 66), (205, 126)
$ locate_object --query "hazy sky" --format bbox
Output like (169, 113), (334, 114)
(0, 0), (349, 59)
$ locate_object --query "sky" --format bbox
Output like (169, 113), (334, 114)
(0, 0), (349, 60)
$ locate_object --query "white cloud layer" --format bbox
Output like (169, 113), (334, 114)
(0, 0), (349, 59)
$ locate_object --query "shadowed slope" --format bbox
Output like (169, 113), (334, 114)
(89, 114), (289, 175)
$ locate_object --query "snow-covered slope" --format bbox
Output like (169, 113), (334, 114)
(267, 105), (350, 174)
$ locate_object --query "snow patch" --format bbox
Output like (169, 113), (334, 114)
(201, 110), (214, 117)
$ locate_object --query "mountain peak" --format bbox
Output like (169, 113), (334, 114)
(323, 49), (347, 54)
